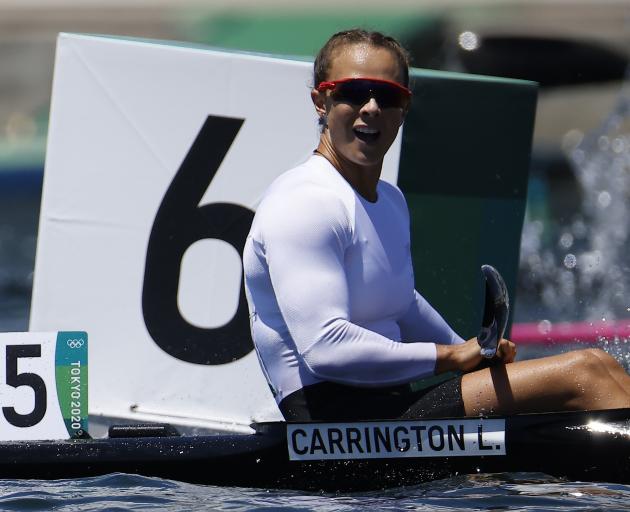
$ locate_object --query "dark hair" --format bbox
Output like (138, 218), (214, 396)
(313, 29), (411, 88)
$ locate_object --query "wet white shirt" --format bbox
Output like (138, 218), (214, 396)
(243, 154), (464, 403)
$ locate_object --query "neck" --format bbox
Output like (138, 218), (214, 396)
(314, 135), (382, 202)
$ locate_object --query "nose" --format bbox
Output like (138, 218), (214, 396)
(360, 97), (381, 116)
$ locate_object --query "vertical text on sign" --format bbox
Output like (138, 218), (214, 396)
(55, 332), (88, 436)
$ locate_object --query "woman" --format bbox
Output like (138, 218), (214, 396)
(243, 29), (630, 421)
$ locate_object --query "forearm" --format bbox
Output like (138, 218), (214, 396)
(398, 290), (465, 345)
(301, 320), (438, 386)
(435, 338), (483, 374)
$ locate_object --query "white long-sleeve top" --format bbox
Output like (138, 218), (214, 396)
(243, 154), (464, 403)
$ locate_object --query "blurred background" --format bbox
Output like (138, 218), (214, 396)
(2, 0), (630, 349)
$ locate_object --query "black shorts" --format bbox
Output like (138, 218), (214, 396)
(279, 376), (464, 421)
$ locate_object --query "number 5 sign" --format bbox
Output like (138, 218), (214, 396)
(0, 332), (88, 440)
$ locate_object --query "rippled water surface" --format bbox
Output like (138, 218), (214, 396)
(0, 472), (628, 511)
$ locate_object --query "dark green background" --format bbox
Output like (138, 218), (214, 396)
(399, 69), (537, 337)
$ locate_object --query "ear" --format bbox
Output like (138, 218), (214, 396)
(311, 88), (327, 121)
(400, 101), (411, 126)
(399, 110), (408, 126)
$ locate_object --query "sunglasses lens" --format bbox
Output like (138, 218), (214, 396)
(370, 83), (406, 108)
(333, 80), (407, 108)
(333, 81), (370, 105)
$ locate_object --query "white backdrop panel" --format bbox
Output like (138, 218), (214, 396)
(31, 34), (402, 429)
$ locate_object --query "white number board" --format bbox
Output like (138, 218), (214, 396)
(30, 34), (402, 429)
(0, 332), (88, 441)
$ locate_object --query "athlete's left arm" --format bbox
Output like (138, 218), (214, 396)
(397, 290), (465, 345)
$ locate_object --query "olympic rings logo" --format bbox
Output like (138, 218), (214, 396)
(67, 339), (85, 349)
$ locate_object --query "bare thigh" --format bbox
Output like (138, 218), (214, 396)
(461, 349), (630, 415)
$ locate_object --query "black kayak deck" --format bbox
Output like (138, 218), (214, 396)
(0, 408), (628, 490)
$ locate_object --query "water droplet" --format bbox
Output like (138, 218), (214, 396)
(597, 190), (612, 209)
(562, 129), (584, 151)
(612, 137), (626, 153)
(564, 254), (577, 269)
(572, 219), (587, 238)
(572, 148), (586, 164)
(559, 232), (574, 249)
(458, 31), (480, 51)
(538, 320), (552, 334)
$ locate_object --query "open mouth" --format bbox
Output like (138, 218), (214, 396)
(353, 126), (380, 143)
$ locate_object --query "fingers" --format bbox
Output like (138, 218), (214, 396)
(497, 338), (516, 363)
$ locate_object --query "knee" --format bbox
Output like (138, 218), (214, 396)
(585, 347), (623, 370)
(566, 349), (609, 384)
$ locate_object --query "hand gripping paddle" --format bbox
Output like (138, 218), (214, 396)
(477, 265), (510, 359)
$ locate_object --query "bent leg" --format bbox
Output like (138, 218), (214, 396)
(590, 348), (630, 391)
(462, 349), (630, 416)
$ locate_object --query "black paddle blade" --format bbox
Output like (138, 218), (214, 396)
(477, 265), (510, 359)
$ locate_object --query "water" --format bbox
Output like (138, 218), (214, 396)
(0, 472), (626, 511)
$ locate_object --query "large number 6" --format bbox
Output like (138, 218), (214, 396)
(3, 345), (47, 428)
(142, 116), (255, 365)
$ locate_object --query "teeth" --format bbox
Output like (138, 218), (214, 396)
(355, 126), (378, 134)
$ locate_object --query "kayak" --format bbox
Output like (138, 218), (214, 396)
(1, 408), (628, 490)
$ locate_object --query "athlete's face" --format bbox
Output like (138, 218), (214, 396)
(312, 43), (408, 169)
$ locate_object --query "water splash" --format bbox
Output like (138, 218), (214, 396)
(568, 83), (630, 322)
(598, 335), (630, 372)
(519, 77), (630, 325)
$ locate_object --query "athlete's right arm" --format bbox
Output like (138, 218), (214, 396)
(254, 188), (439, 386)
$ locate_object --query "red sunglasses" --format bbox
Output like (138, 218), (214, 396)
(317, 77), (412, 109)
